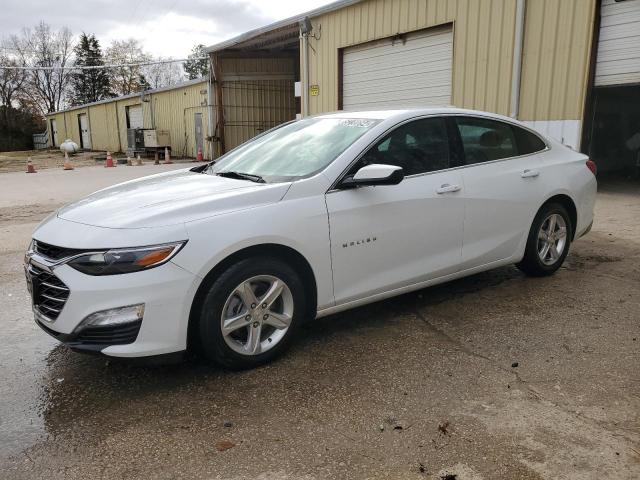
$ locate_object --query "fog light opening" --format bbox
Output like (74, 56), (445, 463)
(79, 304), (145, 328)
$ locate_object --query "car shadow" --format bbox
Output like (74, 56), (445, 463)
(35, 264), (525, 441)
(298, 264), (523, 343)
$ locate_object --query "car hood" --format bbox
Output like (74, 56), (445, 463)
(57, 168), (291, 228)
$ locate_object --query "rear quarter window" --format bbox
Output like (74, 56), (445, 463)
(512, 125), (547, 155)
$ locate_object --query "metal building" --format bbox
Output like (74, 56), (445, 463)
(44, 0), (640, 175)
(46, 78), (211, 159)
(585, 0), (640, 175)
(206, 0), (640, 177)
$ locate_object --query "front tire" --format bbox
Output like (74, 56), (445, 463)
(517, 203), (572, 277)
(197, 257), (306, 369)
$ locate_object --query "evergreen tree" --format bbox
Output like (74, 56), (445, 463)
(183, 44), (209, 80)
(70, 33), (111, 105)
(138, 74), (151, 91)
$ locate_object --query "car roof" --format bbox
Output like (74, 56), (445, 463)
(314, 107), (518, 124)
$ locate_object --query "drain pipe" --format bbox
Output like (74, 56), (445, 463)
(510, 0), (526, 119)
(207, 57), (214, 160)
(211, 53), (226, 155)
(299, 17), (312, 117)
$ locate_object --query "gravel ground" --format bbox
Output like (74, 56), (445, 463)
(0, 167), (638, 480)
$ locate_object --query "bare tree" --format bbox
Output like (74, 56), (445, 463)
(142, 58), (184, 89)
(0, 51), (27, 107)
(105, 39), (151, 96)
(9, 21), (74, 115)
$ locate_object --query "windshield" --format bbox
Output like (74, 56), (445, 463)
(207, 117), (380, 182)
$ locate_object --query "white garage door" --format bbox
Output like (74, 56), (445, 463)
(127, 105), (144, 129)
(342, 26), (452, 110)
(595, 0), (640, 86)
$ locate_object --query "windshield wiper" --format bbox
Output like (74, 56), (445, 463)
(216, 171), (265, 183)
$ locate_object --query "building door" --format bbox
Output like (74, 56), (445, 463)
(194, 112), (204, 157)
(584, 0), (640, 177)
(126, 105), (144, 129)
(588, 86), (640, 176)
(341, 25), (453, 110)
(78, 113), (91, 150)
(594, 0), (640, 88)
(50, 119), (58, 147)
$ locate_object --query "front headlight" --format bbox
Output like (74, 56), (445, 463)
(67, 241), (186, 276)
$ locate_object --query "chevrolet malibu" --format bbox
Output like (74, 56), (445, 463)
(25, 108), (597, 369)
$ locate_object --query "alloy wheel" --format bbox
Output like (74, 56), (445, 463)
(537, 213), (568, 266)
(220, 275), (294, 355)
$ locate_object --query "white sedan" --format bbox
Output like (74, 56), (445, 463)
(25, 108), (597, 368)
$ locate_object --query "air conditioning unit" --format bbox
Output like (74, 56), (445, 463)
(143, 129), (171, 148)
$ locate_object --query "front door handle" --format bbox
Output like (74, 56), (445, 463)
(521, 169), (540, 178)
(436, 183), (461, 194)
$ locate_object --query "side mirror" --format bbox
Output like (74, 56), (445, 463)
(339, 164), (404, 189)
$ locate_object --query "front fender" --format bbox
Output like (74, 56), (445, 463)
(174, 195), (334, 311)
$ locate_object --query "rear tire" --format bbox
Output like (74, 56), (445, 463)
(197, 257), (306, 369)
(517, 203), (572, 277)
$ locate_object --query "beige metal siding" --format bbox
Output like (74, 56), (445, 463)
(519, 0), (596, 121)
(88, 104), (111, 151)
(147, 82), (210, 158)
(103, 102), (122, 152)
(305, 0), (595, 121)
(307, 0), (517, 115)
(219, 57), (297, 151)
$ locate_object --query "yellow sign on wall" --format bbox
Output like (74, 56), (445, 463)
(309, 85), (319, 96)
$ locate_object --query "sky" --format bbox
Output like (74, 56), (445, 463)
(2, 0), (335, 58)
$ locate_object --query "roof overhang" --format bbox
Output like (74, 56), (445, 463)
(205, 0), (362, 54)
(46, 77), (208, 116)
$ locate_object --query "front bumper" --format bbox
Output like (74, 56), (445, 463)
(27, 259), (200, 358)
(34, 315), (143, 353)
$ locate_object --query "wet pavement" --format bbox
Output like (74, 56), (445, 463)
(1, 168), (639, 479)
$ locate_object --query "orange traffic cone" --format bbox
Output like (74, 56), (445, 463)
(26, 157), (37, 173)
(63, 152), (74, 170)
(197, 146), (203, 162)
(136, 154), (143, 166)
(105, 151), (115, 168)
(163, 147), (172, 164)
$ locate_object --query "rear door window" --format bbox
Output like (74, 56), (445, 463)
(454, 117), (546, 165)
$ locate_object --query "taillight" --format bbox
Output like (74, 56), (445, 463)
(586, 159), (597, 176)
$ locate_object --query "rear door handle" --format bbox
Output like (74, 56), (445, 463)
(521, 169), (540, 178)
(436, 183), (461, 194)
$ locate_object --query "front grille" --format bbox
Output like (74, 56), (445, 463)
(74, 320), (142, 345)
(27, 265), (70, 321)
(33, 240), (88, 261)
